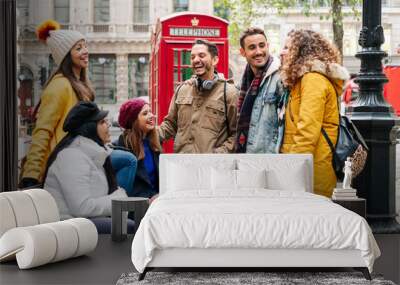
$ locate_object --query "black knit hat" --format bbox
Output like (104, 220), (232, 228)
(63, 101), (108, 133)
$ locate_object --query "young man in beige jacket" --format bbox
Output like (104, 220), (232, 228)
(158, 39), (238, 153)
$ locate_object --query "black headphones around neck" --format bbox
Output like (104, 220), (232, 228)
(195, 73), (219, 91)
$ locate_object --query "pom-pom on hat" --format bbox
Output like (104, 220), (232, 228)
(63, 102), (108, 133)
(118, 98), (147, 129)
(36, 19), (86, 66)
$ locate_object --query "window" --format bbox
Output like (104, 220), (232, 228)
(94, 0), (110, 23)
(172, 49), (192, 90)
(89, 55), (116, 104)
(17, 0), (29, 26)
(133, 0), (149, 23)
(54, 0), (69, 23)
(128, 55), (149, 98)
(173, 0), (189, 12)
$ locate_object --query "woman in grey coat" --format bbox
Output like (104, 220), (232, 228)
(43, 102), (129, 233)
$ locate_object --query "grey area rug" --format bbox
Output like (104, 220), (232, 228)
(116, 272), (396, 285)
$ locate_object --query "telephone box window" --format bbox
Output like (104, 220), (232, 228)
(173, 49), (192, 90)
(174, 50), (178, 65)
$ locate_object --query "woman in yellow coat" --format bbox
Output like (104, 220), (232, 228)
(19, 20), (94, 187)
(279, 30), (349, 197)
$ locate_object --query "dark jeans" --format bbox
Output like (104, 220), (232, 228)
(110, 149), (137, 196)
(89, 217), (135, 234)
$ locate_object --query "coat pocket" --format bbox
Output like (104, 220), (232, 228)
(175, 95), (193, 128)
(288, 92), (301, 124)
(202, 100), (225, 134)
(263, 91), (278, 104)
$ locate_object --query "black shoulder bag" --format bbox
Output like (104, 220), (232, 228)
(321, 84), (368, 181)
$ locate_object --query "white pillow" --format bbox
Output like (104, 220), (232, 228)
(211, 168), (236, 190)
(166, 159), (237, 192)
(238, 158), (308, 192)
(167, 162), (211, 191)
(266, 166), (307, 191)
(211, 169), (268, 190)
(236, 169), (267, 189)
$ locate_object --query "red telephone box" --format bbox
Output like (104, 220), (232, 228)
(149, 12), (229, 152)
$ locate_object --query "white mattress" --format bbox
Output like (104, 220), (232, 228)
(131, 190), (380, 273)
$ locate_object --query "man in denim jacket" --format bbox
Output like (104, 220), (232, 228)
(236, 27), (283, 153)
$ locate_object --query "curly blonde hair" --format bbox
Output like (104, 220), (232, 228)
(280, 29), (341, 88)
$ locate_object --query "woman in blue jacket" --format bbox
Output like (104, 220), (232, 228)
(114, 98), (161, 202)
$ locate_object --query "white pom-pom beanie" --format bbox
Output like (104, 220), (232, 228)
(46, 30), (85, 66)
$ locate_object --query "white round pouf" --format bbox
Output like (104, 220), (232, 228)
(1, 191), (39, 227)
(24, 189), (60, 223)
(0, 196), (17, 237)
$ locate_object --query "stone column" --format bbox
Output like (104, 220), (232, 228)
(116, 53), (129, 105)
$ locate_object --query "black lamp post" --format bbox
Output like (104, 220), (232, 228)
(350, 0), (400, 233)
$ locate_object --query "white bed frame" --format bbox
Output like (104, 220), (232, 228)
(139, 154), (371, 280)
(148, 249), (365, 268)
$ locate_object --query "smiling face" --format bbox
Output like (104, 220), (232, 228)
(70, 39), (89, 69)
(97, 118), (111, 144)
(240, 34), (269, 73)
(135, 104), (155, 134)
(190, 44), (219, 80)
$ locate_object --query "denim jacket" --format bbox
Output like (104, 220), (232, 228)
(246, 57), (282, 153)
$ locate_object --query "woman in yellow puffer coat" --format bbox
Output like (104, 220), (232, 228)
(279, 30), (349, 197)
(19, 20), (94, 187)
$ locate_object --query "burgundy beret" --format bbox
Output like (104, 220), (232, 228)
(118, 98), (147, 129)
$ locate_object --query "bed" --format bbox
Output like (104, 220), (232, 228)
(131, 154), (380, 280)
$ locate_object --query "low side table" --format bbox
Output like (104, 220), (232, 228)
(112, 197), (149, 242)
(332, 198), (366, 218)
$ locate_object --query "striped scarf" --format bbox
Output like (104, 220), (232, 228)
(235, 56), (273, 153)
